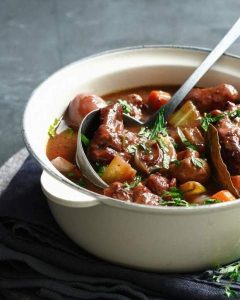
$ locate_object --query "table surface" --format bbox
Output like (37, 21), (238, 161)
(0, 0), (239, 166)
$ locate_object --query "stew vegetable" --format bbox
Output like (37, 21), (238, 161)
(47, 84), (240, 206)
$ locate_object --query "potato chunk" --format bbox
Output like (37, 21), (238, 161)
(101, 155), (136, 184)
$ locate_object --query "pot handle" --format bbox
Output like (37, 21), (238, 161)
(41, 171), (102, 208)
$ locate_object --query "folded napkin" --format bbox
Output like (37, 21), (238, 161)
(0, 156), (237, 300)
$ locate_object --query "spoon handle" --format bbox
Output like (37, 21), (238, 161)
(163, 17), (240, 120)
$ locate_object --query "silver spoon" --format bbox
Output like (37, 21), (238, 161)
(77, 17), (240, 189)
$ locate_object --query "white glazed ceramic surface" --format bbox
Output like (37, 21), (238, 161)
(24, 46), (240, 272)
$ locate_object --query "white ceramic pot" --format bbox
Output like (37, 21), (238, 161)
(23, 46), (240, 272)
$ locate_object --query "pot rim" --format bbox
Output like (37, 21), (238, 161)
(23, 44), (240, 213)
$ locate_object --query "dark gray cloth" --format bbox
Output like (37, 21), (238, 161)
(0, 157), (235, 299)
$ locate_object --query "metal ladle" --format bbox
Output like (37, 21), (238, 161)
(76, 17), (240, 189)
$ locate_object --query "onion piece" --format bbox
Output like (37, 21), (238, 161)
(64, 94), (106, 129)
(134, 141), (163, 174)
(51, 156), (75, 174)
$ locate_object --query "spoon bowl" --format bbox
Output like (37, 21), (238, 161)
(76, 110), (109, 188)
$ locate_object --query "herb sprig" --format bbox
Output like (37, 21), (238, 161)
(48, 118), (61, 138)
(201, 113), (225, 131)
(201, 109), (240, 132)
(123, 175), (142, 189)
(160, 198), (189, 207)
(157, 136), (170, 169)
(172, 159), (181, 166)
(97, 165), (107, 177)
(203, 198), (221, 205)
(212, 261), (240, 298)
(138, 127), (151, 138)
(150, 108), (168, 139)
(118, 99), (132, 115)
(127, 144), (138, 154)
(160, 187), (189, 207)
(191, 157), (204, 168)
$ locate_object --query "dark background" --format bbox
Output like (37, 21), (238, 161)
(0, 0), (239, 166)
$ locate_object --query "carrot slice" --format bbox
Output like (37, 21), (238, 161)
(148, 90), (171, 110)
(211, 190), (236, 202)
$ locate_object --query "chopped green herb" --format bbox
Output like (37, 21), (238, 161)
(138, 143), (150, 154)
(157, 135), (168, 149)
(162, 154), (170, 169)
(127, 144), (138, 154)
(201, 113), (225, 131)
(173, 159), (181, 166)
(228, 108), (240, 119)
(201, 109), (240, 132)
(98, 165), (107, 177)
(77, 178), (86, 187)
(162, 187), (184, 199)
(123, 175), (142, 189)
(224, 286), (238, 298)
(95, 162), (108, 177)
(160, 199), (189, 207)
(203, 198), (221, 205)
(81, 134), (90, 147)
(67, 172), (75, 178)
(157, 136), (170, 169)
(212, 261), (240, 298)
(48, 118), (60, 138)
(172, 141), (179, 149)
(118, 99), (132, 114)
(191, 157), (204, 168)
(177, 127), (198, 151)
(150, 108), (168, 139)
(138, 127), (151, 138)
(160, 187), (189, 206)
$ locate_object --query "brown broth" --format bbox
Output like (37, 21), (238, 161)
(46, 130), (78, 163)
(103, 85), (177, 102)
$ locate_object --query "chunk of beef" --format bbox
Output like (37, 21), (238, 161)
(125, 94), (144, 108)
(146, 173), (176, 195)
(176, 149), (199, 160)
(88, 103), (124, 163)
(186, 84), (239, 112)
(225, 101), (240, 112)
(170, 151), (210, 183)
(100, 103), (124, 132)
(104, 182), (132, 201)
(123, 130), (139, 147)
(118, 94), (143, 120)
(130, 105), (142, 120)
(88, 103), (139, 163)
(132, 184), (160, 206)
(216, 117), (240, 175)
